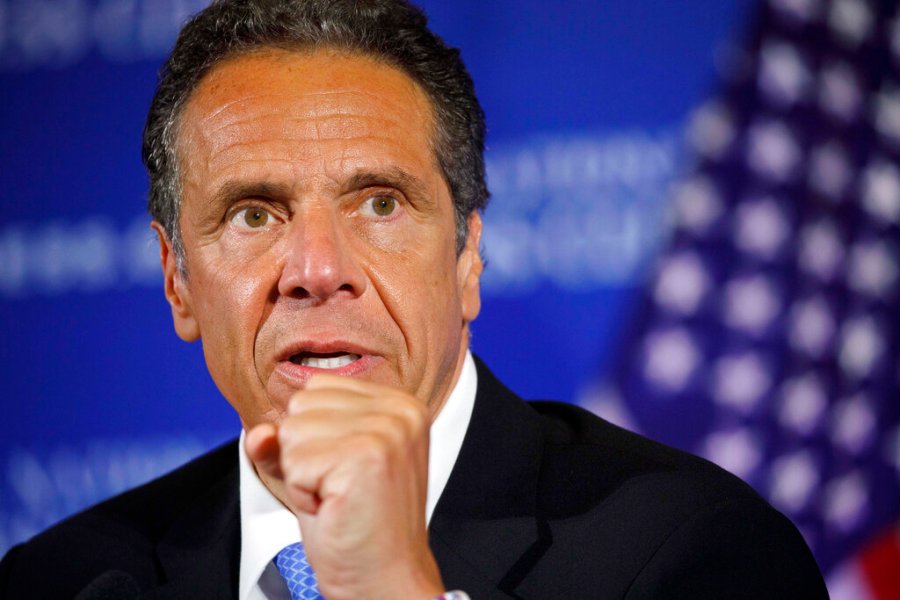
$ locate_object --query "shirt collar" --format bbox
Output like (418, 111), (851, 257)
(238, 351), (478, 600)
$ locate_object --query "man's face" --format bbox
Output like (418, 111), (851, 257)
(156, 49), (483, 430)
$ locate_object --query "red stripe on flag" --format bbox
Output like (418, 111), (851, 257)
(858, 523), (900, 600)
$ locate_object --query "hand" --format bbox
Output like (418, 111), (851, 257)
(245, 374), (445, 600)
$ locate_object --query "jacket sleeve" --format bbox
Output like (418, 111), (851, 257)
(623, 497), (828, 600)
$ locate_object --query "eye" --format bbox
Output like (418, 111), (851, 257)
(231, 206), (272, 229)
(362, 195), (397, 217)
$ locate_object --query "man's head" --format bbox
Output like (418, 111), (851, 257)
(145, 0), (487, 429)
(144, 0), (488, 265)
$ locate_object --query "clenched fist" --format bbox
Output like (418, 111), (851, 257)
(245, 374), (445, 600)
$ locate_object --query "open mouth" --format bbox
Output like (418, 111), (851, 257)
(288, 351), (362, 369)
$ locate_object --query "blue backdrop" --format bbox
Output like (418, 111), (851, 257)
(9, 1), (894, 594)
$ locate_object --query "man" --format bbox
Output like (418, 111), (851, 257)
(0, 1), (828, 598)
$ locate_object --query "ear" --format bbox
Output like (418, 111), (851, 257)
(457, 211), (484, 324)
(152, 222), (200, 342)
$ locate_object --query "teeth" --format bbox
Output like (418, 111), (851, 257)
(300, 353), (360, 369)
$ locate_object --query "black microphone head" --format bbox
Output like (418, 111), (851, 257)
(74, 570), (140, 600)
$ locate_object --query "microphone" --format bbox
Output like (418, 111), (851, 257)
(74, 570), (140, 599)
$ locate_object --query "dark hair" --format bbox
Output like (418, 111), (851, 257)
(143, 0), (488, 267)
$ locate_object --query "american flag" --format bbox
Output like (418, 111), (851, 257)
(606, 0), (900, 597)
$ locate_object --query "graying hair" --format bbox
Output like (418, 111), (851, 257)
(143, 0), (489, 270)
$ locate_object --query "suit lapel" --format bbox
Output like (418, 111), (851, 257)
(137, 359), (551, 598)
(144, 444), (241, 599)
(430, 357), (551, 598)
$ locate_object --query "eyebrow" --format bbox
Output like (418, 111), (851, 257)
(208, 167), (435, 209)
(344, 167), (433, 205)
(210, 180), (294, 208)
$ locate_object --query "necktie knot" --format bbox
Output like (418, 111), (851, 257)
(275, 542), (322, 600)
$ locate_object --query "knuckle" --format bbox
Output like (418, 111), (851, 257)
(276, 418), (299, 446)
(373, 410), (416, 447)
(351, 431), (393, 465)
(395, 396), (429, 430)
(287, 392), (306, 415)
(403, 401), (431, 437)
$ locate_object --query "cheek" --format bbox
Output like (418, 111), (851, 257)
(366, 240), (459, 334)
(190, 256), (275, 366)
(414, 247), (465, 335)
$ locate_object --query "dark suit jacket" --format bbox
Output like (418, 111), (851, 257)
(0, 358), (827, 598)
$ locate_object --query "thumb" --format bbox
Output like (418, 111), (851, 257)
(245, 423), (283, 480)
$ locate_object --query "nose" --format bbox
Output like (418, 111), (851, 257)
(277, 207), (367, 301)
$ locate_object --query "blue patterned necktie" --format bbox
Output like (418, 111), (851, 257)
(275, 542), (323, 600)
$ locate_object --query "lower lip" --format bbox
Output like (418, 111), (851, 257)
(272, 354), (381, 385)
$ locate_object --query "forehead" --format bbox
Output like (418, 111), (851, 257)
(176, 48), (439, 185)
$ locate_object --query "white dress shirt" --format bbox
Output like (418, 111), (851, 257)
(238, 352), (478, 600)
